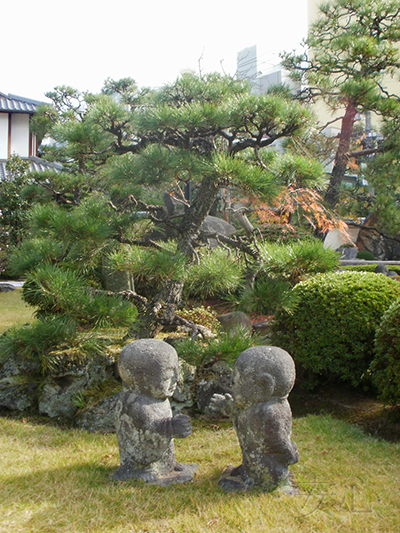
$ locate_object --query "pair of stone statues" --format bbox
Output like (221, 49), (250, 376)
(113, 339), (299, 492)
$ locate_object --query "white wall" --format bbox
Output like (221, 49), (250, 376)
(0, 114), (8, 159)
(10, 114), (30, 157)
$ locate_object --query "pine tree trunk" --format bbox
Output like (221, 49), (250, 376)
(134, 280), (184, 338)
(177, 176), (220, 257)
(324, 100), (358, 208)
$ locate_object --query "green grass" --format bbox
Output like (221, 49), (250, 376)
(0, 288), (36, 335)
(0, 415), (399, 533)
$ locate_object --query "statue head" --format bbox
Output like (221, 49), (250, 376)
(232, 346), (295, 409)
(118, 339), (179, 399)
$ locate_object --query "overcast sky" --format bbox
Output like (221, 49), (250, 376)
(3, 0), (308, 102)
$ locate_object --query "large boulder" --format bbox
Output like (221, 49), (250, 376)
(217, 311), (252, 335)
(201, 216), (236, 247)
(38, 350), (117, 419)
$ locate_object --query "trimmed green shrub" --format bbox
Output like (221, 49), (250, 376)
(356, 250), (376, 260)
(342, 264), (400, 276)
(372, 298), (400, 404)
(271, 271), (400, 388)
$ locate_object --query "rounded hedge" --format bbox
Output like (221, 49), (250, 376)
(271, 271), (400, 388)
(372, 298), (400, 404)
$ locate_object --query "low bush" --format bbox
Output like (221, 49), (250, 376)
(176, 305), (221, 333)
(372, 298), (400, 404)
(175, 331), (259, 368)
(271, 271), (400, 389)
(237, 276), (294, 315)
(356, 250), (376, 260)
(236, 240), (339, 316)
(342, 264), (400, 275)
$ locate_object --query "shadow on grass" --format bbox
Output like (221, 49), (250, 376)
(290, 381), (400, 442)
(1, 461), (275, 531)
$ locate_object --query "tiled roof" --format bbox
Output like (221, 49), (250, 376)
(0, 156), (62, 180)
(0, 92), (47, 113)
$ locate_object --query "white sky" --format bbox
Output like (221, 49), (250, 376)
(3, 0), (308, 103)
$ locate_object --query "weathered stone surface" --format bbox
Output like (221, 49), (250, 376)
(201, 215), (236, 247)
(171, 359), (196, 413)
(252, 320), (272, 337)
(113, 339), (197, 484)
(337, 247), (358, 260)
(196, 361), (233, 413)
(210, 346), (299, 492)
(39, 375), (88, 418)
(0, 376), (39, 411)
(217, 312), (252, 335)
(0, 354), (40, 379)
(38, 351), (117, 419)
(76, 392), (122, 433)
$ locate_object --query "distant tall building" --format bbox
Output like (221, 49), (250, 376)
(236, 45), (300, 95)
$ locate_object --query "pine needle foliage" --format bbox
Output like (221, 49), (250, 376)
(22, 263), (137, 328)
(175, 331), (260, 368)
(0, 316), (76, 368)
(184, 248), (244, 300)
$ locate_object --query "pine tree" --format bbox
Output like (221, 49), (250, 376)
(13, 73), (327, 337)
(282, 0), (400, 207)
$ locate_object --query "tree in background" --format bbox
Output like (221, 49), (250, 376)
(282, 0), (400, 208)
(11, 73), (332, 337)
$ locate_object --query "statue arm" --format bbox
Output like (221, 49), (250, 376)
(154, 414), (192, 438)
(209, 393), (235, 417)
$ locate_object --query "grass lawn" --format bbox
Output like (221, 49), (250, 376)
(0, 414), (399, 533)
(1, 288), (400, 532)
(0, 288), (36, 335)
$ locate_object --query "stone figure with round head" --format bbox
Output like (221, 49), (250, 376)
(210, 346), (299, 492)
(113, 338), (197, 484)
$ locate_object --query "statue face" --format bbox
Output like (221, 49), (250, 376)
(119, 353), (179, 399)
(232, 365), (275, 409)
(156, 363), (179, 399)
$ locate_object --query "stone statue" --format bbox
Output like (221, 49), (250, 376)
(210, 346), (299, 492)
(113, 339), (197, 484)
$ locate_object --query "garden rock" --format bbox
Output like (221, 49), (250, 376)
(196, 361), (233, 413)
(76, 392), (122, 433)
(38, 351), (117, 419)
(337, 247), (358, 260)
(0, 376), (39, 411)
(171, 359), (196, 413)
(217, 311), (252, 335)
(210, 346), (299, 492)
(201, 215), (236, 247)
(39, 375), (89, 418)
(0, 353), (40, 379)
(375, 264), (389, 275)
